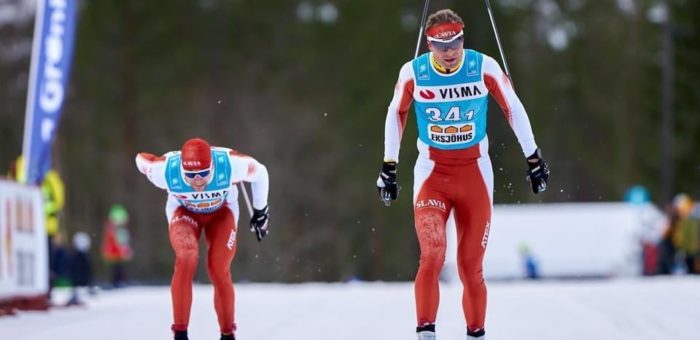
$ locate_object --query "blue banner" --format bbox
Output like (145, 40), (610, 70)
(21, 0), (78, 185)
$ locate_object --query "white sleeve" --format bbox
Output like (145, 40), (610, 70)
(482, 55), (538, 157)
(135, 152), (169, 189)
(384, 62), (415, 163)
(229, 152), (269, 210)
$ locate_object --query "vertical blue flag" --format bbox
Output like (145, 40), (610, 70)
(20, 0), (78, 185)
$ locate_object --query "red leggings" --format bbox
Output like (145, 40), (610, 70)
(169, 206), (237, 334)
(413, 157), (492, 331)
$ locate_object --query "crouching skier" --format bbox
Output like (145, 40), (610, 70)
(136, 137), (270, 340)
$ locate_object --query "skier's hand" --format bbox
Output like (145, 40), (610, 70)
(250, 205), (269, 242)
(526, 149), (550, 194)
(377, 162), (400, 206)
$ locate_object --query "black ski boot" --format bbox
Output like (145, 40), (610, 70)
(416, 324), (436, 340)
(220, 333), (235, 340)
(467, 328), (486, 339)
(173, 330), (188, 340)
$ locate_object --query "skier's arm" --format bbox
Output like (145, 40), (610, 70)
(483, 56), (550, 193)
(383, 62), (415, 164)
(229, 151), (269, 210)
(135, 152), (168, 189)
(482, 55), (538, 157)
(378, 62), (413, 205)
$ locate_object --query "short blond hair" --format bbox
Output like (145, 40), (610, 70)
(425, 9), (464, 31)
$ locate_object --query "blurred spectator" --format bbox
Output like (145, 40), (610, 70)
(642, 241), (658, 276)
(50, 232), (71, 289)
(519, 244), (540, 279)
(623, 187), (666, 276)
(101, 204), (133, 287)
(657, 203), (680, 274)
(43, 169), (66, 302)
(657, 194), (700, 275)
(671, 194), (699, 274)
(66, 231), (94, 306)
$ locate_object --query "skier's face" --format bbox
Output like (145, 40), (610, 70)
(428, 37), (464, 70)
(183, 167), (213, 191)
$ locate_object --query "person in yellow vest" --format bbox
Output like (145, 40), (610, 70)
(41, 169), (65, 237)
(672, 194), (699, 274)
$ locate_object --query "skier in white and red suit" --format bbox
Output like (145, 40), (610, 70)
(375, 9), (550, 340)
(136, 137), (270, 340)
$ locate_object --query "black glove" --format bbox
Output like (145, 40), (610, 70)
(376, 162), (400, 206)
(526, 149), (550, 194)
(250, 205), (269, 242)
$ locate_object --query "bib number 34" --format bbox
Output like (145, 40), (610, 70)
(425, 107), (476, 145)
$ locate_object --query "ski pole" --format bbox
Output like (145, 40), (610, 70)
(414, 0), (432, 58)
(239, 182), (253, 216)
(484, 0), (515, 89)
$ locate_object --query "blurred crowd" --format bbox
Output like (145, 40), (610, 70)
(651, 193), (700, 275)
(4, 157), (134, 310)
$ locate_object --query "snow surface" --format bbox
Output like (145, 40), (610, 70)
(1, 277), (699, 340)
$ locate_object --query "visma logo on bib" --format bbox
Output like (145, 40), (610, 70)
(416, 84), (484, 102)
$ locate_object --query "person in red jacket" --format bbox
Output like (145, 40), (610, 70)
(101, 204), (133, 287)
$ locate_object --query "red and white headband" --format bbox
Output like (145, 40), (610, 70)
(426, 22), (464, 42)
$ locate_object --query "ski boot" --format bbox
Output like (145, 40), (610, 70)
(173, 330), (188, 340)
(416, 324), (436, 340)
(220, 333), (235, 340)
(467, 328), (485, 339)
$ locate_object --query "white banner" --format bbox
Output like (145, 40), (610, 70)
(442, 202), (665, 281)
(0, 180), (48, 300)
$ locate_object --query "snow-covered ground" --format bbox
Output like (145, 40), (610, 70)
(1, 277), (699, 340)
